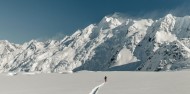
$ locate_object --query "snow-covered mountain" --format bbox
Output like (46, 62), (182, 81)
(1, 13), (190, 73)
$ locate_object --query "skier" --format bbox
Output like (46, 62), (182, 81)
(104, 76), (107, 82)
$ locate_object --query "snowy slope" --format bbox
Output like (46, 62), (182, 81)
(1, 13), (190, 72)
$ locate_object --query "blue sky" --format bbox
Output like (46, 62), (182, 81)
(0, 0), (188, 43)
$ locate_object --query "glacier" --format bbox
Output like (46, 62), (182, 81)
(1, 13), (190, 72)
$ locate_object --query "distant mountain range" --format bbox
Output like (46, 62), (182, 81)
(1, 13), (190, 73)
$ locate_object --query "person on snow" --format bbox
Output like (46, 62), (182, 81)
(104, 76), (107, 82)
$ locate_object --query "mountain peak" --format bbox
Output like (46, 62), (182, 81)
(165, 14), (174, 19)
(99, 15), (123, 29)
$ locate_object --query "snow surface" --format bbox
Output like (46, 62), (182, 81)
(0, 71), (190, 94)
(89, 82), (105, 94)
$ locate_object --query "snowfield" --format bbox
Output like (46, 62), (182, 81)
(0, 71), (190, 94)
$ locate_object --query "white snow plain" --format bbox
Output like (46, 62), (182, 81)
(0, 71), (190, 94)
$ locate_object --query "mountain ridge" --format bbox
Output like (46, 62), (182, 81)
(1, 13), (190, 73)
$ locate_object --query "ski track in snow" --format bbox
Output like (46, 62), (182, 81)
(89, 82), (105, 94)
